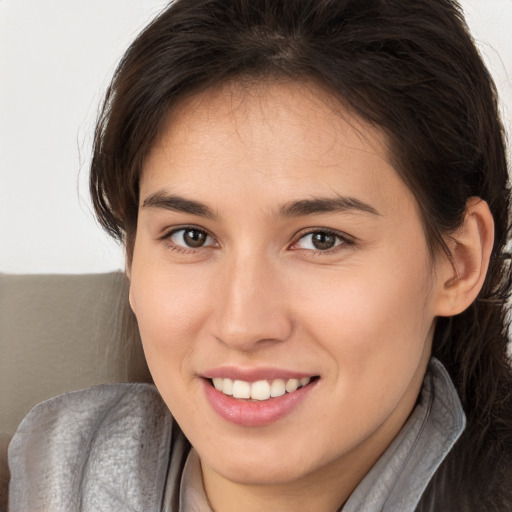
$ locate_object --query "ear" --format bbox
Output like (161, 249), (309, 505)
(434, 197), (494, 317)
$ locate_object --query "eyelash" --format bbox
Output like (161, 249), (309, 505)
(290, 228), (354, 254)
(160, 226), (354, 255)
(160, 226), (217, 254)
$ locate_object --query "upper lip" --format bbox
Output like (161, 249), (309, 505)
(201, 366), (317, 382)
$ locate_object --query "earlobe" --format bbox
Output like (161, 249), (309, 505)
(127, 270), (137, 314)
(128, 287), (137, 314)
(435, 197), (494, 317)
(125, 263), (136, 313)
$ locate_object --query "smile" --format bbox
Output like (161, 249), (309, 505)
(203, 374), (319, 426)
(212, 377), (312, 401)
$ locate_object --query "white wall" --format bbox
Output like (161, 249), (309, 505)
(1, 0), (511, 274)
(0, 0), (168, 273)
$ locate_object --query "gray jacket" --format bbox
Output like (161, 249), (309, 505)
(8, 359), (471, 511)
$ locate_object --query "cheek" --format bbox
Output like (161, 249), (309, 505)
(129, 255), (238, 424)
(294, 255), (434, 374)
(129, 257), (225, 433)
(298, 272), (433, 431)
(129, 266), (209, 425)
(131, 248), (212, 327)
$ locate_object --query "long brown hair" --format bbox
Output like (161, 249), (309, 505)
(90, 0), (512, 498)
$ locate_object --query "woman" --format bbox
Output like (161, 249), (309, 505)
(9, 0), (512, 510)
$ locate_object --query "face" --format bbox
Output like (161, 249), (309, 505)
(129, 81), (447, 493)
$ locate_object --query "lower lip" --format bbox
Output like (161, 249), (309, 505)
(202, 379), (317, 427)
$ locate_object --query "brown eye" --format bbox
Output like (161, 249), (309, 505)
(170, 228), (214, 248)
(295, 231), (345, 251)
(311, 232), (336, 250)
(183, 229), (207, 247)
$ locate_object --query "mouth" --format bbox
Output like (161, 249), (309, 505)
(210, 376), (318, 401)
(201, 368), (320, 426)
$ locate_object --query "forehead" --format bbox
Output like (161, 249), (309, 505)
(149, 80), (389, 161)
(140, 79), (411, 217)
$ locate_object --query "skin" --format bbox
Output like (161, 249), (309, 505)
(129, 80), (460, 512)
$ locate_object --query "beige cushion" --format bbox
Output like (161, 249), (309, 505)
(0, 272), (151, 509)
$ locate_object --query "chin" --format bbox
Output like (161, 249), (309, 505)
(215, 460), (312, 486)
(199, 438), (324, 486)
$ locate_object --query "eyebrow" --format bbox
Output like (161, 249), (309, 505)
(141, 191), (380, 219)
(142, 192), (217, 219)
(278, 196), (381, 217)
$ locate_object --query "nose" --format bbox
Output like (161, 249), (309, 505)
(211, 252), (293, 351)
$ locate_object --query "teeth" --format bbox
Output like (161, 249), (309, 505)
(251, 380), (271, 400)
(212, 376), (311, 401)
(223, 379), (234, 395)
(270, 379), (286, 397)
(232, 380), (251, 399)
(285, 378), (299, 393)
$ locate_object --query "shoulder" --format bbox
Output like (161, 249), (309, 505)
(12, 382), (168, 436)
(9, 383), (189, 511)
(15, 382), (162, 424)
(9, 383), (171, 464)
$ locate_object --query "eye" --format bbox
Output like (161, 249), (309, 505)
(294, 230), (347, 251)
(168, 228), (215, 249)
